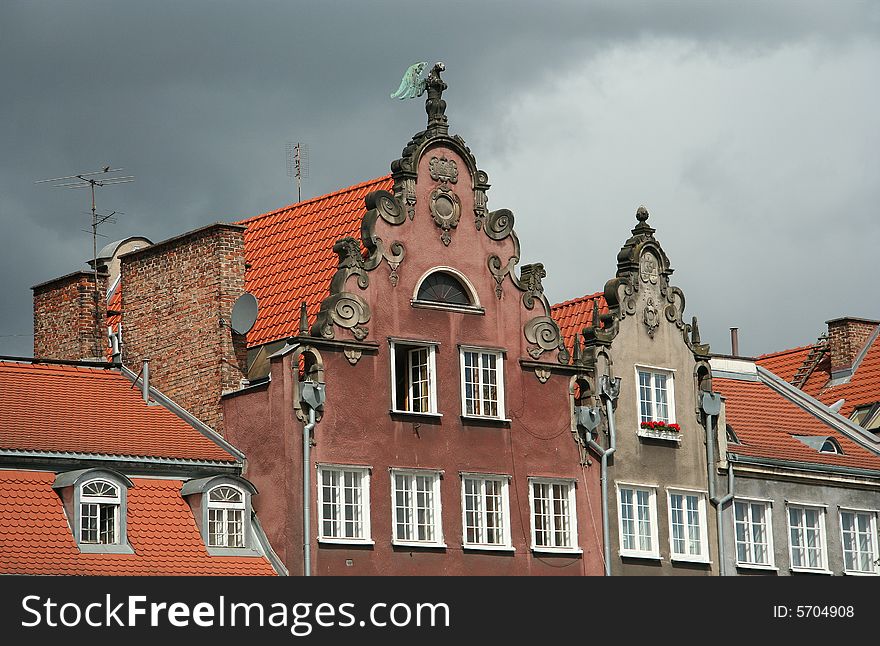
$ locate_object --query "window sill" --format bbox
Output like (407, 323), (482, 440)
(843, 570), (879, 576)
(619, 551), (662, 561)
(79, 543), (135, 555)
(637, 428), (682, 442)
(207, 546), (263, 557)
(411, 300), (485, 315)
(392, 541), (447, 549)
(390, 410), (443, 419)
(318, 538), (375, 547)
(670, 555), (711, 565)
(790, 567), (833, 575)
(531, 546), (583, 555)
(462, 544), (515, 553)
(735, 562), (779, 572)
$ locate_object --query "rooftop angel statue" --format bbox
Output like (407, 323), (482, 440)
(391, 61), (428, 99)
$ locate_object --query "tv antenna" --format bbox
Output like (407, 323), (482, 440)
(35, 166), (134, 359)
(285, 142), (309, 202)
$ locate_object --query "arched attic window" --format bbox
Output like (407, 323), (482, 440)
(820, 438), (843, 455)
(412, 268), (483, 313)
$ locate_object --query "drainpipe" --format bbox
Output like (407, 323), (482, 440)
(579, 375), (620, 576)
(300, 380), (325, 577)
(701, 391), (734, 576)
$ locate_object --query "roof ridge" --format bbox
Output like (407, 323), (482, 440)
(757, 344), (815, 360)
(551, 291), (605, 310)
(236, 175), (392, 226)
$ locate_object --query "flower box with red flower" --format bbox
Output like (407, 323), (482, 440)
(638, 420), (682, 441)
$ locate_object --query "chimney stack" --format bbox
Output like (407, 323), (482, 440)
(730, 328), (739, 357)
(827, 317), (879, 376)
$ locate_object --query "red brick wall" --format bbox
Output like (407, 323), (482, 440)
(120, 224), (248, 433)
(827, 318), (878, 374)
(33, 272), (107, 361)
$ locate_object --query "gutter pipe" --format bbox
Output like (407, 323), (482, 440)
(701, 391), (734, 576)
(584, 375), (620, 577)
(303, 406), (315, 577)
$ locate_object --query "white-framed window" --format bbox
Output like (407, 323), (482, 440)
(528, 477), (579, 552)
(617, 483), (659, 559)
(636, 367), (675, 424)
(667, 489), (709, 562)
(79, 479), (120, 545)
(390, 341), (438, 414)
(317, 465), (372, 544)
(461, 473), (512, 550)
(787, 504), (829, 573)
(840, 509), (879, 575)
(207, 484), (246, 548)
(460, 347), (505, 418)
(733, 498), (774, 568)
(390, 469), (444, 547)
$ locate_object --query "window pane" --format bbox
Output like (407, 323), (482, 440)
(409, 348), (430, 413)
(638, 372), (652, 423)
(620, 489), (636, 551)
(654, 374), (668, 422)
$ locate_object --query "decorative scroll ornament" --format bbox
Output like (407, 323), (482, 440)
(311, 292), (371, 341)
(473, 170), (490, 230)
(524, 315), (571, 364)
(485, 209), (519, 299)
(429, 156), (458, 184)
(430, 186), (461, 246)
(644, 297), (660, 339)
(519, 263), (546, 310)
(362, 190), (407, 285)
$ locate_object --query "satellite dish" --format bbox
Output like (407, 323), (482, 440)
(231, 292), (259, 335)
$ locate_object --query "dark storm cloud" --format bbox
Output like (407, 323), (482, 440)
(0, 1), (877, 356)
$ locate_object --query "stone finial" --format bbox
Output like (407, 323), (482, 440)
(636, 205), (649, 222)
(592, 299), (601, 330)
(299, 302), (309, 336)
(425, 62), (448, 136)
(691, 316), (701, 345)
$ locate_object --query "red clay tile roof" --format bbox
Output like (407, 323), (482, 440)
(0, 361), (236, 463)
(551, 292), (608, 354)
(759, 333), (880, 419)
(714, 376), (880, 471)
(0, 471), (275, 575)
(238, 176), (393, 347)
(106, 282), (122, 329)
(756, 345), (813, 383)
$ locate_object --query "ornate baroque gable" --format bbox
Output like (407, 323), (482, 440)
(583, 206), (710, 359)
(310, 63), (569, 364)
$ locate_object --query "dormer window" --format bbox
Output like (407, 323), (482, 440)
(819, 438), (842, 455)
(412, 267), (483, 314)
(80, 479), (121, 545)
(207, 485), (246, 548)
(52, 468), (134, 554)
(181, 476), (259, 554)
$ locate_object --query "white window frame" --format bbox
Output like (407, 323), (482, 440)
(460, 473), (513, 552)
(839, 508), (880, 576)
(786, 503), (830, 574)
(616, 482), (660, 559)
(733, 497), (776, 570)
(459, 346), (506, 419)
(206, 484), (246, 548)
(666, 488), (710, 563)
(635, 365), (676, 425)
(79, 479), (121, 545)
(528, 477), (580, 554)
(390, 468), (445, 548)
(389, 340), (440, 415)
(317, 464), (373, 545)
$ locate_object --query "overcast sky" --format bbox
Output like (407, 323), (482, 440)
(1, 1), (878, 358)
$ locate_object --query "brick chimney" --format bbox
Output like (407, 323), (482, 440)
(827, 317), (879, 376)
(32, 271), (108, 361)
(119, 223), (248, 434)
